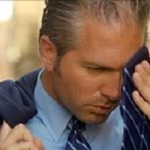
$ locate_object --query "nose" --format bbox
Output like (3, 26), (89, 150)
(101, 72), (122, 101)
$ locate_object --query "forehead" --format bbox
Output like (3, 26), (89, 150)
(76, 17), (144, 70)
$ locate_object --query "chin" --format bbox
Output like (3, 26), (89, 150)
(83, 114), (110, 124)
(98, 116), (109, 123)
(96, 116), (109, 124)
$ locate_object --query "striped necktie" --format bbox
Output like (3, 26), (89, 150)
(65, 116), (91, 150)
(120, 46), (150, 150)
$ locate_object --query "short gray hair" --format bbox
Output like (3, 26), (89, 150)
(39, 0), (150, 56)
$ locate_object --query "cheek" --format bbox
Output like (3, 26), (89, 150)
(61, 70), (102, 100)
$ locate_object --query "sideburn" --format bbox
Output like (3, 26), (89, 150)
(53, 56), (62, 76)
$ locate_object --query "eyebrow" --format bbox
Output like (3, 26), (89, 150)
(82, 62), (120, 71)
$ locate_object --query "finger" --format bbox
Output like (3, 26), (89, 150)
(2, 141), (40, 150)
(34, 138), (44, 150)
(141, 60), (150, 75)
(134, 61), (150, 82)
(134, 63), (149, 81)
(3, 124), (34, 146)
(0, 122), (12, 141)
(132, 90), (150, 119)
(132, 72), (150, 101)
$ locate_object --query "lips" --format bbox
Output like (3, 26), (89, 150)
(94, 104), (113, 114)
(98, 105), (111, 109)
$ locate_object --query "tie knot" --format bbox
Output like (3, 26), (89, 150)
(71, 116), (85, 132)
(65, 116), (91, 150)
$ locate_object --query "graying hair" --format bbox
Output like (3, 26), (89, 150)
(39, 0), (150, 56)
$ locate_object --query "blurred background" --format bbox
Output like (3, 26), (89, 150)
(0, 0), (44, 80)
(0, 0), (150, 80)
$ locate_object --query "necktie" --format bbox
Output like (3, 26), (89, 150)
(65, 116), (91, 150)
(120, 46), (150, 150)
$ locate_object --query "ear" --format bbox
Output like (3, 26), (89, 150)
(39, 35), (57, 71)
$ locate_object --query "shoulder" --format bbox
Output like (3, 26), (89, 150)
(0, 68), (41, 127)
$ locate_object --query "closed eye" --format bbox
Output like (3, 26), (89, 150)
(85, 65), (114, 73)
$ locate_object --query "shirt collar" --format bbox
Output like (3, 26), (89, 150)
(34, 70), (72, 141)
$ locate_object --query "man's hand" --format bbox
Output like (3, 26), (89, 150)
(0, 122), (44, 150)
(132, 60), (150, 119)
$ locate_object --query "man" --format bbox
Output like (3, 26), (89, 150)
(0, 0), (150, 149)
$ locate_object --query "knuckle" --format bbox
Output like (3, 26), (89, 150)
(26, 141), (36, 148)
(0, 144), (6, 150)
(14, 123), (27, 132)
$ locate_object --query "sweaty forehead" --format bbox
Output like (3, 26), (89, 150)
(81, 15), (143, 42)
(76, 17), (144, 70)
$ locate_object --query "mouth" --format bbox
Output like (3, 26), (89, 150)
(93, 104), (115, 115)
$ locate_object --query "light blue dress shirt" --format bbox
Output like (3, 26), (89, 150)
(26, 71), (124, 150)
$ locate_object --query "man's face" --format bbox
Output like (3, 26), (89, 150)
(47, 19), (144, 124)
